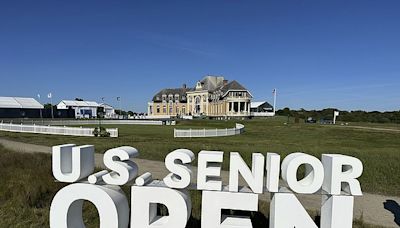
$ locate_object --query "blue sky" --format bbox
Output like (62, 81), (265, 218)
(0, 0), (399, 112)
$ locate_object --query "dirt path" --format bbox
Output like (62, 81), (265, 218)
(0, 137), (399, 227)
(326, 125), (400, 133)
(346, 126), (400, 132)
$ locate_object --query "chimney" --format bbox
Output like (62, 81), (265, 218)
(182, 83), (187, 89)
(223, 80), (228, 86)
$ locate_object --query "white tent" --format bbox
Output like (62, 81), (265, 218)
(57, 100), (100, 118)
(0, 97), (43, 109)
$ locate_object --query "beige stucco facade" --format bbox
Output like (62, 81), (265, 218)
(148, 76), (252, 118)
(147, 101), (187, 117)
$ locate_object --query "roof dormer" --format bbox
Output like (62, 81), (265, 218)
(195, 81), (203, 90)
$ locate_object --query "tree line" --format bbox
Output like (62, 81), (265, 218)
(276, 108), (400, 124)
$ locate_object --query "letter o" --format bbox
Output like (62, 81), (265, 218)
(50, 183), (129, 228)
(281, 153), (324, 194)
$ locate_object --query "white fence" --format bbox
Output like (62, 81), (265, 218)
(250, 112), (275, 117)
(15, 119), (163, 126)
(174, 123), (244, 138)
(0, 122), (118, 138)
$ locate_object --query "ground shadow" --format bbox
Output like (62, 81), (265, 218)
(383, 199), (400, 226)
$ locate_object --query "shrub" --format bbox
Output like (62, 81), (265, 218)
(92, 127), (110, 137)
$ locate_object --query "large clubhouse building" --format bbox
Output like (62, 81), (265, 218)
(148, 75), (253, 118)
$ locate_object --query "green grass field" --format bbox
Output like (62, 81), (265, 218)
(0, 145), (383, 228)
(0, 117), (399, 196)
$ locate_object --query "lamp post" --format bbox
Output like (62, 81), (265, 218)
(98, 111), (103, 130)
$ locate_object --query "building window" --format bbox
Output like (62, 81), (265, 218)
(149, 106), (153, 114)
(169, 101), (173, 114)
(163, 105), (166, 113)
(156, 105), (160, 113)
(176, 106), (179, 114)
(195, 96), (201, 114)
(182, 106), (186, 114)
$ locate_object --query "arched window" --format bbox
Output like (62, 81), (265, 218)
(194, 96), (201, 114)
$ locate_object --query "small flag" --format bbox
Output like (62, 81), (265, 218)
(47, 93), (52, 98)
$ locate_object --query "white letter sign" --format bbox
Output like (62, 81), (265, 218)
(50, 144), (364, 228)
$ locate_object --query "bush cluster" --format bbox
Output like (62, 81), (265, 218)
(92, 127), (110, 137)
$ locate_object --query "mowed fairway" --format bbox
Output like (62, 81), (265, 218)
(0, 117), (399, 196)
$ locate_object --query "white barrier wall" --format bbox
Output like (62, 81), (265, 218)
(0, 122), (118, 138)
(174, 123), (244, 138)
(16, 119), (164, 126)
(250, 112), (275, 117)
